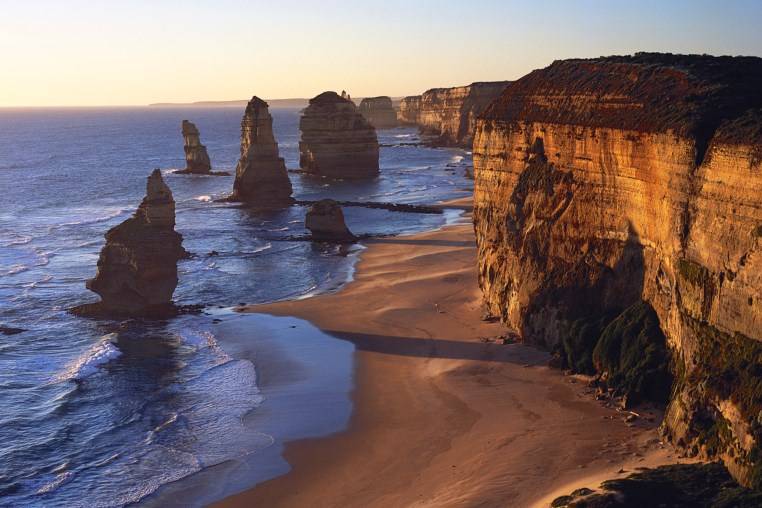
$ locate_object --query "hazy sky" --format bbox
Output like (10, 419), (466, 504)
(2, 0), (762, 106)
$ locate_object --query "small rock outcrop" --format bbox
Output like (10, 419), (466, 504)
(176, 120), (212, 174)
(230, 97), (294, 206)
(305, 199), (356, 242)
(299, 92), (379, 178)
(74, 169), (186, 317)
(358, 96), (398, 129)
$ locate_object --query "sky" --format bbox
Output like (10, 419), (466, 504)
(2, 0), (762, 107)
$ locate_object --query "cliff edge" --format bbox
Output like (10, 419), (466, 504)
(473, 53), (762, 487)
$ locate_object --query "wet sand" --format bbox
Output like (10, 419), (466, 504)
(214, 201), (680, 507)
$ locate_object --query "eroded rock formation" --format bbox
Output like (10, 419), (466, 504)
(472, 53), (762, 487)
(399, 81), (510, 147)
(178, 120), (212, 173)
(358, 96), (398, 129)
(75, 169), (186, 317)
(230, 96), (294, 206)
(305, 199), (356, 242)
(299, 92), (379, 178)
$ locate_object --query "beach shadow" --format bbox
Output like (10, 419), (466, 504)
(321, 330), (548, 366)
(366, 238), (475, 248)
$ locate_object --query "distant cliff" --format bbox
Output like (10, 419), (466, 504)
(473, 53), (762, 487)
(398, 81), (510, 147)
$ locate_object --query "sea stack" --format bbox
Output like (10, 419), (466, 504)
(230, 96), (294, 206)
(179, 120), (212, 173)
(299, 91), (379, 178)
(305, 199), (356, 242)
(74, 169), (186, 317)
(358, 96), (398, 129)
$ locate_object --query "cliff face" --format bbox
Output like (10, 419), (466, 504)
(299, 92), (379, 178)
(77, 169), (186, 317)
(358, 96), (398, 129)
(399, 81), (510, 147)
(230, 96), (294, 206)
(180, 120), (212, 173)
(473, 54), (762, 487)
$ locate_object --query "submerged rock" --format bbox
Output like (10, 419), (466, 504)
(229, 96), (294, 206)
(299, 91), (379, 178)
(73, 169), (186, 317)
(358, 96), (398, 129)
(306, 199), (356, 242)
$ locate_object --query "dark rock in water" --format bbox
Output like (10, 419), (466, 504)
(359, 96), (398, 129)
(551, 463), (762, 507)
(172, 120), (212, 174)
(229, 96), (294, 206)
(73, 169), (187, 318)
(299, 91), (379, 178)
(306, 199), (356, 243)
(0, 325), (25, 335)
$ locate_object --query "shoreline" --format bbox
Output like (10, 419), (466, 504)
(211, 200), (682, 507)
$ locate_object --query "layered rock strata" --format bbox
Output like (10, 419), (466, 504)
(299, 92), (379, 178)
(179, 120), (212, 173)
(305, 199), (356, 242)
(472, 53), (762, 486)
(398, 81), (510, 147)
(358, 96), (398, 129)
(230, 96), (294, 206)
(75, 169), (186, 317)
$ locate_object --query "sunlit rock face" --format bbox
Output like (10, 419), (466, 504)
(399, 81), (510, 147)
(472, 53), (762, 487)
(77, 169), (186, 317)
(299, 91), (379, 178)
(180, 120), (212, 173)
(230, 96), (294, 206)
(358, 96), (398, 129)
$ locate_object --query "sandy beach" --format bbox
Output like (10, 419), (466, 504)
(214, 200), (682, 508)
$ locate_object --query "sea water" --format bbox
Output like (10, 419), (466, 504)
(0, 106), (472, 506)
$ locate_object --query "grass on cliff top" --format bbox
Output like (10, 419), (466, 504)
(551, 462), (762, 508)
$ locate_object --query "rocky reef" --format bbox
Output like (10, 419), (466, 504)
(358, 96), (398, 129)
(177, 120), (212, 174)
(472, 53), (762, 486)
(74, 169), (186, 317)
(299, 91), (379, 178)
(229, 96), (294, 206)
(399, 81), (510, 147)
(305, 199), (356, 242)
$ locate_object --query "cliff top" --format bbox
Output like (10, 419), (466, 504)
(244, 96), (270, 115)
(482, 53), (762, 144)
(309, 91), (352, 105)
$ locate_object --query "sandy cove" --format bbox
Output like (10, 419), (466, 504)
(215, 201), (684, 508)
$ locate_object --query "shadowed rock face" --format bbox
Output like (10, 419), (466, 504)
(180, 120), (212, 173)
(473, 53), (762, 487)
(306, 199), (356, 242)
(358, 96), (398, 129)
(398, 81), (510, 147)
(75, 169), (186, 317)
(230, 96), (294, 206)
(299, 91), (379, 178)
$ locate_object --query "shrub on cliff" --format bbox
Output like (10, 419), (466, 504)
(593, 301), (673, 405)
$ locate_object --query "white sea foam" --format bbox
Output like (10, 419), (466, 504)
(394, 133), (413, 138)
(57, 208), (129, 228)
(57, 334), (122, 381)
(450, 155), (464, 164)
(0, 232), (33, 247)
(2, 264), (29, 277)
(195, 195), (212, 202)
(35, 471), (75, 495)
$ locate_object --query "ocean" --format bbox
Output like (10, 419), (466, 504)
(0, 106), (472, 506)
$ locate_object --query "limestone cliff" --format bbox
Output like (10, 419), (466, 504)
(179, 120), (212, 173)
(299, 91), (379, 178)
(399, 81), (510, 147)
(305, 199), (356, 242)
(358, 96), (398, 129)
(230, 96), (294, 206)
(473, 53), (762, 487)
(75, 169), (186, 317)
